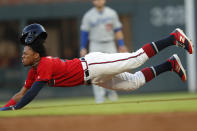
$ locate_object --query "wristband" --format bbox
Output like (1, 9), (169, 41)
(118, 39), (125, 46)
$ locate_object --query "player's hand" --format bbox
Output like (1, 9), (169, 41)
(0, 106), (14, 111)
(80, 48), (88, 57)
(118, 46), (128, 53)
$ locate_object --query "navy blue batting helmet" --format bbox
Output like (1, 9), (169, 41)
(20, 23), (47, 45)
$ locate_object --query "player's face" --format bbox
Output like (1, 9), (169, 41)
(93, 0), (106, 8)
(22, 46), (39, 66)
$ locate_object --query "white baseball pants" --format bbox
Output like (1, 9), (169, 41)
(84, 48), (149, 91)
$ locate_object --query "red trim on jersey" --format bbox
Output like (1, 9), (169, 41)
(88, 52), (145, 66)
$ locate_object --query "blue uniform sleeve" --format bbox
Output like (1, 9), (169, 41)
(114, 27), (122, 33)
(80, 30), (89, 49)
(14, 81), (46, 110)
(114, 28), (125, 47)
(0, 81), (46, 111)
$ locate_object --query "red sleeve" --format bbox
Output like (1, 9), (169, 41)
(24, 68), (36, 89)
(36, 58), (53, 82)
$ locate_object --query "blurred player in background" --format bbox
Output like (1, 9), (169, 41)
(80, 0), (128, 103)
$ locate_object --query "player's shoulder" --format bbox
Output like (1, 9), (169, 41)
(105, 6), (118, 14)
(37, 56), (54, 70)
(41, 56), (53, 61)
(39, 56), (54, 65)
(84, 7), (95, 17)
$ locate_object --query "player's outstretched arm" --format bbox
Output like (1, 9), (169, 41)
(115, 30), (128, 53)
(0, 81), (46, 111)
(80, 30), (89, 57)
(1, 87), (29, 108)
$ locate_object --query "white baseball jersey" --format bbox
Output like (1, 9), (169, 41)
(81, 6), (122, 53)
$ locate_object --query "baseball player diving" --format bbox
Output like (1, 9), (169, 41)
(0, 23), (194, 111)
(80, 0), (128, 103)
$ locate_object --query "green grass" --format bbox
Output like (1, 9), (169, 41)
(0, 92), (197, 117)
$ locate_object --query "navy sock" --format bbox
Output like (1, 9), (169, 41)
(153, 35), (175, 52)
(141, 61), (172, 83)
(152, 61), (172, 76)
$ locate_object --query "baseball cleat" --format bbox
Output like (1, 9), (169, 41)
(168, 54), (187, 82)
(170, 28), (194, 54)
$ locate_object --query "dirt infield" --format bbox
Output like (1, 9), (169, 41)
(0, 112), (197, 131)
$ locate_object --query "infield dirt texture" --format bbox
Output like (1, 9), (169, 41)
(0, 92), (197, 131)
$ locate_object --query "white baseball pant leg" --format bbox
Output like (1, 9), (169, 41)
(97, 71), (146, 91)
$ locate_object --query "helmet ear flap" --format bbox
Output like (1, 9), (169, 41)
(33, 34), (46, 45)
(39, 32), (47, 40)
